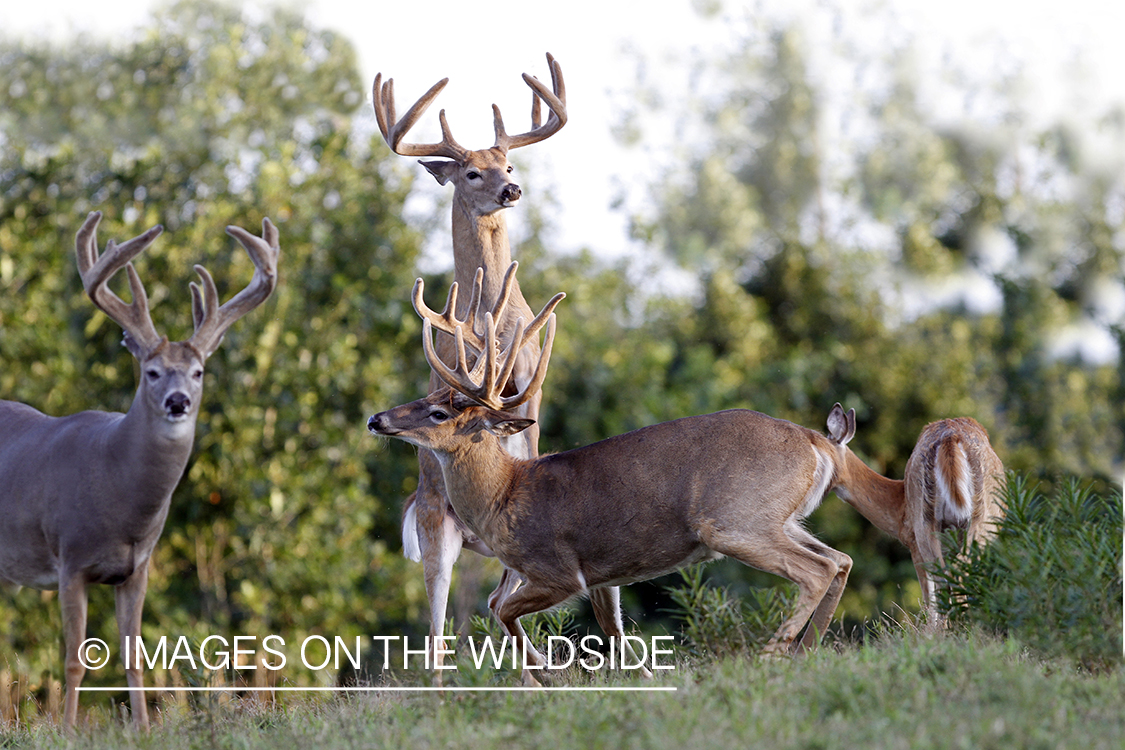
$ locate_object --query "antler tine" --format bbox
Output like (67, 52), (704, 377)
(75, 211), (164, 354)
(373, 73), (467, 160)
(423, 319), (499, 408)
(422, 312), (506, 410)
(515, 291), (566, 352)
(499, 312), (557, 410)
(495, 52), (568, 152)
(412, 265), (516, 355)
(413, 275), (484, 354)
(422, 281), (562, 411)
(187, 217), (280, 358)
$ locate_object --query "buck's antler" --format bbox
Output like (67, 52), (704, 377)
(420, 279), (564, 411)
(187, 218), (280, 357)
(372, 74), (469, 160)
(75, 211), (165, 355)
(411, 262), (526, 355)
(493, 52), (568, 153)
(374, 53), (566, 160)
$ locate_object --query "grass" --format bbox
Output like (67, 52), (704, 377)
(4, 475), (1119, 747)
(2, 625), (1122, 749)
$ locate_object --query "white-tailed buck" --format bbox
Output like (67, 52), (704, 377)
(373, 53), (575, 678)
(830, 416), (1005, 620)
(369, 277), (904, 684)
(0, 211), (280, 729)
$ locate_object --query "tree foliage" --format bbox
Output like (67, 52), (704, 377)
(604, 8), (1124, 620)
(0, 0), (429, 703)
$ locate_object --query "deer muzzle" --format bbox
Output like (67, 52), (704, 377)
(368, 412), (396, 436)
(500, 183), (521, 205)
(164, 392), (192, 420)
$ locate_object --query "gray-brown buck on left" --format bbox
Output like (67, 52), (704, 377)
(0, 211), (280, 729)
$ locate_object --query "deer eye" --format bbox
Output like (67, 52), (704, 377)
(506, 165), (514, 174)
(145, 369), (161, 379)
(466, 171), (480, 180)
(430, 410), (450, 423)
(192, 369), (204, 380)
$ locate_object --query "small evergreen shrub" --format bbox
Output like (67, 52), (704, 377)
(938, 473), (1123, 671)
(665, 566), (796, 656)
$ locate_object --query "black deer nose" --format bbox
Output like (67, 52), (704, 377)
(165, 392), (191, 416)
(501, 183), (521, 203)
(368, 413), (394, 435)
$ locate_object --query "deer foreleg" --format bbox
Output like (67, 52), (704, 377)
(115, 561), (151, 729)
(704, 525), (840, 656)
(492, 580), (575, 687)
(59, 572), (89, 731)
(790, 529), (852, 653)
(487, 570), (546, 668)
(416, 498), (463, 685)
(589, 586), (652, 679)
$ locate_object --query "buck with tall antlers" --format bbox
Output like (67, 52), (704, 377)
(830, 417), (1005, 620)
(369, 277), (906, 685)
(0, 211), (279, 729)
(372, 53), (574, 677)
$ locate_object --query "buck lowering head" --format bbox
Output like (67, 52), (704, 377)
(367, 390), (534, 454)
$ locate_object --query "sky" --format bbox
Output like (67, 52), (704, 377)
(4, 0), (1125, 363)
(5, 0), (1125, 255)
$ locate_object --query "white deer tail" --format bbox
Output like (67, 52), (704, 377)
(402, 499), (422, 562)
(933, 439), (974, 528)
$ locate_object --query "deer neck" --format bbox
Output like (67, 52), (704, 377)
(451, 204), (514, 308)
(432, 433), (523, 545)
(836, 450), (906, 540)
(112, 387), (197, 513)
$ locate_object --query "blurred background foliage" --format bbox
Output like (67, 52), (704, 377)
(0, 0), (1121, 718)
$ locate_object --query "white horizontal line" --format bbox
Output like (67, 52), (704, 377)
(78, 686), (676, 693)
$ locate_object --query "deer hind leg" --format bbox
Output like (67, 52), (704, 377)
(703, 526), (841, 656)
(911, 528), (945, 627)
(412, 458), (464, 686)
(589, 586), (652, 679)
(492, 579), (579, 687)
(784, 523), (852, 653)
(59, 572), (89, 731)
(115, 562), (151, 730)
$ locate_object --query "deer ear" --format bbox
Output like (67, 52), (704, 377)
(420, 159), (458, 185)
(483, 415), (535, 438)
(122, 331), (146, 359)
(826, 403), (856, 446)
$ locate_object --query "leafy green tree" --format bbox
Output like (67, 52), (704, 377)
(613, 5), (1123, 623)
(0, 0), (428, 709)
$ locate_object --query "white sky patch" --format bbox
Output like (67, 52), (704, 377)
(2, 0), (1123, 359)
(5, 0), (1125, 257)
(1047, 318), (1120, 364)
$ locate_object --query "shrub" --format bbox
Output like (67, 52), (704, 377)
(664, 566), (796, 656)
(938, 473), (1123, 671)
